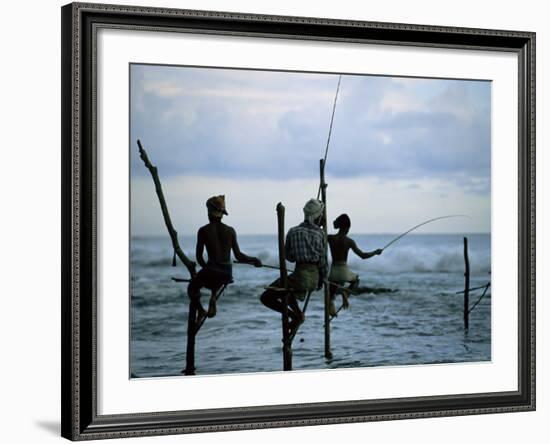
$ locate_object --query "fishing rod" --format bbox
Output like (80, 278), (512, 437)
(381, 215), (470, 251)
(234, 260), (280, 271)
(317, 75), (342, 200)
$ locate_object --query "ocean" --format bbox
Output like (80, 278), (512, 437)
(130, 233), (491, 378)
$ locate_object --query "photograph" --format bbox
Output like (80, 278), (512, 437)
(1, 0), (544, 441)
(59, 2), (535, 439)
(129, 63), (492, 378)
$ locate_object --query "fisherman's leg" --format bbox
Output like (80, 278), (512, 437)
(207, 288), (218, 318)
(287, 293), (305, 323)
(329, 282), (338, 301)
(187, 280), (207, 320)
(342, 276), (359, 309)
(284, 272), (307, 323)
(260, 289), (285, 314)
(341, 288), (350, 309)
(328, 283), (338, 316)
(203, 269), (230, 318)
(349, 276), (360, 292)
(284, 292), (304, 335)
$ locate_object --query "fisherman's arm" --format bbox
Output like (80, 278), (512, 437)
(231, 228), (262, 267)
(196, 229), (207, 269)
(351, 240), (382, 259)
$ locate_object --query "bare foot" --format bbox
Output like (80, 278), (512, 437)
(196, 306), (207, 325)
(207, 297), (217, 318)
(329, 300), (337, 317)
(342, 292), (350, 309)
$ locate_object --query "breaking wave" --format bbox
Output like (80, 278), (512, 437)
(132, 234), (490, 275)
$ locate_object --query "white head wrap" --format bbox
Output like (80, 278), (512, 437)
(303, 198), (324, 224)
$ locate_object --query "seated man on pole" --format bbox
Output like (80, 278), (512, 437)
(327, 213), (382, 316)
(188, 195), (262, 322)
(260, 198), (328, 333)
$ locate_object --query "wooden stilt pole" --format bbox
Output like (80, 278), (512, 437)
(184, 300), (197, 375)
(463, 237), (470, 331)
(320, 159), (332, 360)
(276, 203), (292, 371)
(183, 281), (229, 374)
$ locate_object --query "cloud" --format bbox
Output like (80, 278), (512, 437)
(130, 65), (491, 234)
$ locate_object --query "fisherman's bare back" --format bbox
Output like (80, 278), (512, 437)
(196, 222), (240, 268)
(188, 195), (261, 321)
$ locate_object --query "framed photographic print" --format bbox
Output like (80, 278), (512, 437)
(61, 2), (536, 440)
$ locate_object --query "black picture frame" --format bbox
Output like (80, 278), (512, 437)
(61, 2), (536, 440)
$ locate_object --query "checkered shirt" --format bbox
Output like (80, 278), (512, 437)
(285, 221), (328, 281)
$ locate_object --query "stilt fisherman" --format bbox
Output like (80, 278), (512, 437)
(327, 214), (382, 316)
(188, 195), (262, 322)
(260, 198), (328, 333)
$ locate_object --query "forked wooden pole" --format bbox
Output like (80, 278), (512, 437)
(137, 140), (199, 374)
(137, 139), (196, 278)
(183, 282), (229, 375)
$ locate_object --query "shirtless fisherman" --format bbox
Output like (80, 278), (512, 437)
(188, 195), (262, 322)
(327, 214), (382, 316)
(260, 199), (328, 333)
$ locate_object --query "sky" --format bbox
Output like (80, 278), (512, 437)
(130, 64), (491, 236)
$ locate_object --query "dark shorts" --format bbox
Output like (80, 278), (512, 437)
(188, 264), (233, 295)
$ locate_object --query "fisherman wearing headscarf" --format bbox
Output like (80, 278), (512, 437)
(260, 198), (328, 333)
(188, 195), (262, 321)
(327, 213), (382, 316)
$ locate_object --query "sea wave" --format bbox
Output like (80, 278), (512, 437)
(131, 234), (490, 275)
(220, 247), (489, 275)
(360, 247), (490, 274)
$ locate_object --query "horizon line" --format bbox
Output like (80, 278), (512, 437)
(131, 231), (491, 237)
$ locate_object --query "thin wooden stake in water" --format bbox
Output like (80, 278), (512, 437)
(277, 203), (292, 371)
(320, 159), (332, 360)
(463, 237), (470, 331)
